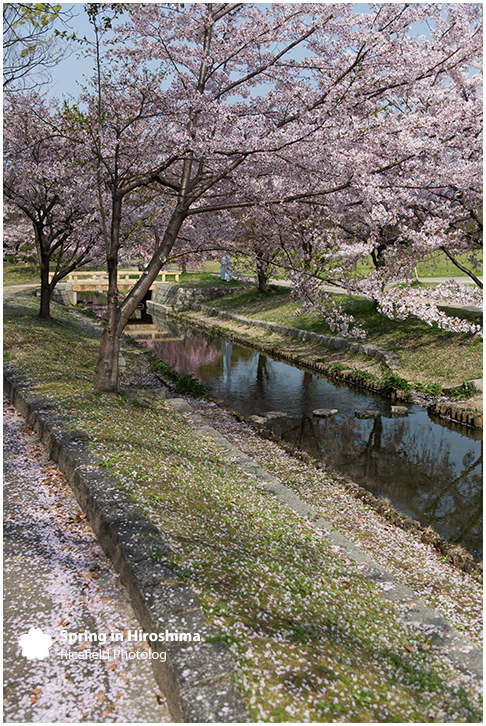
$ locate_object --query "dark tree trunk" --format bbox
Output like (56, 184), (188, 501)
(37, 230), (52, 319)
(38, 274), (52, 319)
(256, 255), (269, 294)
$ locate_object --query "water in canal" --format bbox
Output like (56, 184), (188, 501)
(81, 296), (483, 559)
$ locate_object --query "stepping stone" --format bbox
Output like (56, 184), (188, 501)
(313, 408), (338, 418)
(391, 405), (408, 416)
(262, 411), (287, 420)
(248, 415), (268, 426)
(355, 409), (381, 419)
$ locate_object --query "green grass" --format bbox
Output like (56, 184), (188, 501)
(4, 246), (482, 291)
(417, 250), (483, 278)
(177, 272), (247, 288)
(356, 250), (483, 278)
(3, 293), (482, 723)
(3, 262), (40, 286)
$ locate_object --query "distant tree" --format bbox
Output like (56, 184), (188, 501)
(228, 208), (284, 294)
(3, 93), (99, 318)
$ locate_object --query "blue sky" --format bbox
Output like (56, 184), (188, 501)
(48, 3), (94, 98)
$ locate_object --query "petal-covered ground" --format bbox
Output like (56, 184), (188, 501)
(3, 400), (172, 723)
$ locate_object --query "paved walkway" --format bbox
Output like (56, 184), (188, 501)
(3, 284), (40, 300)
(3, 399), (172, 723)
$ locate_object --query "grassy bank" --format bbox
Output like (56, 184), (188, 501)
(2, 262), (41, 286)
(3, 292), (482, 723)
(202, 286), (482, 396)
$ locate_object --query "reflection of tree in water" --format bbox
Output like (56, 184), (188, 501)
(272, 415), (482, 558)
(147, 335), (221, 375)
(424, 449), (482, 546)
(256, 354), (270, 395)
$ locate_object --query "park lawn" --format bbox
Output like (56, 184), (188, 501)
(3, 293), (482, 723)
(205, 287), (483, 390)
(356, 250), (483, 278)
(2, 262), (40, 286)
(177, 272), (247, 288)
(3, 246), (482, 289)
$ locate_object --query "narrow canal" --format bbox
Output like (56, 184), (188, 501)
(82, 295), (483, 559)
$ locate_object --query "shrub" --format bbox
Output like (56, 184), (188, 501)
(380, 372), (411, 393)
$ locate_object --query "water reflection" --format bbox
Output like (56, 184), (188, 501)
(140, 310), (484, 558)
(265, 414), (482, 555)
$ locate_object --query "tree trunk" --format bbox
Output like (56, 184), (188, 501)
(94, 320), (121, 393)
(94, 258), (120, 392)
(94, 192), (122, 393)
(93, 205), (187, 393)
(38, 249), (51, 319)
(256, 255), (269, 294)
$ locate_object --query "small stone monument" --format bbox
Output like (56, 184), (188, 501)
(220, 255), (232, 282)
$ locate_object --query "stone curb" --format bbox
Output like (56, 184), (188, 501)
(3, 365), (251, 724)
(428, 401), (483, 430)
(168, 398), (483, 682)
(171, 301), (401, 370)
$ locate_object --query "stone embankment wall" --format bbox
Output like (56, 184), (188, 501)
(428, 402), (482, 429)
(152, 283), (235, 309)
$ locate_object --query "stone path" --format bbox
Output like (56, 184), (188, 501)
(3, 399), (172, 723)
(3, 284), (39, 300)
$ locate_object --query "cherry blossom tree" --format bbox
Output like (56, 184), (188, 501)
(274, 3), (483, 336)
(3, 205), (34, 263)
(58, 3), (482, 390)
(3, 93), (100, 319)
(68, 3), (362, 391)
